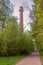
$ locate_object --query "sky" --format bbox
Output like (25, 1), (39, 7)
(10, 0), (34, 32)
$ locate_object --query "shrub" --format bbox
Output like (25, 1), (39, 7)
(0, 32), (34, 56)
(16, 33), (34, 54)
(0, 32), (7, 56)
(0, 17), (34, 56)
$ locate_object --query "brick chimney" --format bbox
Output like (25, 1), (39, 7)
(19, 6), (23, 32)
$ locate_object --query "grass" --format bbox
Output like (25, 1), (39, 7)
(0, 55), (25, 65)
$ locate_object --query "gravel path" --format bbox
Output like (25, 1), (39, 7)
(15, 51), (42, 65)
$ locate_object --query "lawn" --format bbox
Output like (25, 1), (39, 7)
(0, 55), (25, 65)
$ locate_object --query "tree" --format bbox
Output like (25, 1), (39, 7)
(32, 0), (43, 51)
(0, 16), (19, 56)
(0, 0), (14, 31)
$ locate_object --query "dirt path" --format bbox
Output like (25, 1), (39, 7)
(15, 51), (42, 65)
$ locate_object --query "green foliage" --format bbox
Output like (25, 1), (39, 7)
(3, 17), (19, 56)
(0, 31), (7, 56)
(17, 33), (34, 54)
(0, 0), (14, 31)
(32, 0), (43, 52)
(0, 0), (34, 56)
(6, 32), (34, 55)
(0, 17), (34, 56)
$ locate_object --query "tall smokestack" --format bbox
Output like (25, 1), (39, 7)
(19, 6), (23, 32)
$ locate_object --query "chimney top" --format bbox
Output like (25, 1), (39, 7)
(19, 6), (23, 12)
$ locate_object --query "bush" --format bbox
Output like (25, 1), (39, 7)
(7, 40), (19, 55)
(6, 33), (34, 55)
(0, 17), (34, 56)
(16, 33), (34, 55)
(0, 32), (7, 56)
(35, 36), (43, 52)
(0, 32), (34, 56)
